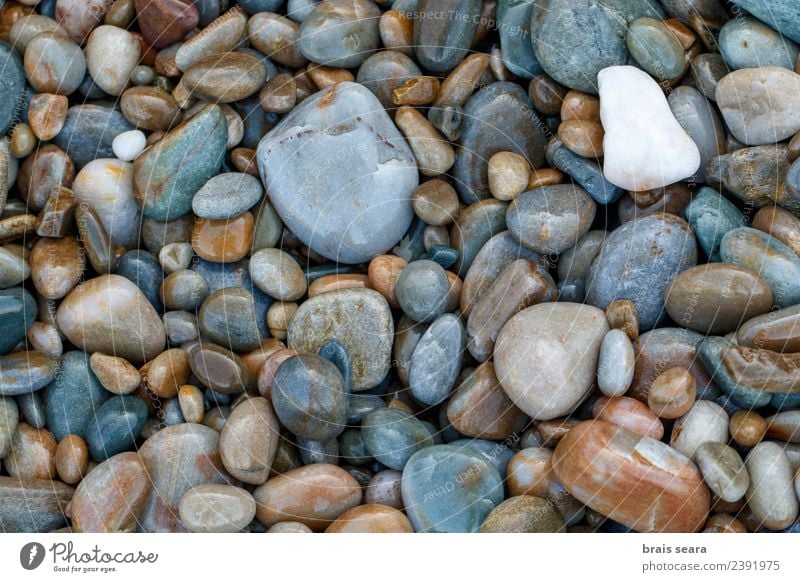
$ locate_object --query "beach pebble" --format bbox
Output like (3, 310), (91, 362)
(745, 442), (799, 530)
(179, 485), (256, 533)
(111, 130), (146, 162)
(597, 329), (635, 397)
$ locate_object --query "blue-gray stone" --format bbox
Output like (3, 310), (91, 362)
(454, 82), (547, 203)
(497, 0), (541, 78)
(546, 138), (624, 204)
(297, 436), (340, 465)
(690, 53), (730, 102)
(18, 391), (46, 429)
(193, 0), (221, 26)
(319, 339), (353, 394)
(340, 429), (372, 465)
(427, 103), (463, 141)
(668, 86), (725, 184)
(298, 0), (381, 68)
(0, 41), (25, 135)
(697, 336), (771, 408)
(409, 314), (465, 406)
(451, 199), (509, 277)
(627, 17), (688, 81)
(257, 82), (418, 264)
(395, 260), (450, 323)
(198, 288), (263, 352)
(683, 187), (745, 261)
(720, 227), (800, 308)
(784, 158), (800, 209)
(449, 438), (516, 476)
(44, 351), (111, 441)
(161, 397), (184, 426)
(272, 353), (347, 440)
(54, 104), (134, 168)
(420, 245), (459, 269)
(85, 395), (148, 462)
(531, 0), (664, 94)
(361, 408), (433, 470)
(771, 392), (800, 410)
(729, 0), (800, 44)
(78, 72), (109, 100)
(192, 173), (263, 219)
(401, 444), (504, 532)
(356, 50), (421, 109)
(0, 287), (37, 355)
(413, 0), (481, 72)
(287, 0), (321, 21)
(236, 0), (286, 13)
(719, 16), (799, 70)
(586, 214), (698, 330)
(117, 250), (163, 313)
(393, 217), (428, 263)
(347, 394), (385, 424)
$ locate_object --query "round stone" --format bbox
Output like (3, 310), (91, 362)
(192, 212), (254, 263)
(298, 0), (380, 68)
(24, 32), (86, 95)
(179, 484), (256, 533)
(84, 395), (148, 462)
(189, 344), (250, 394)
(111, 130), (147, 162)
(54, 434), (88, 485)
(408, 314), (465, 405)
(85, 25), (140, 96)
(326, 504), (414, 533)
(143, 349), (190, 399)
(361, 408), (433, 471)
(719, 16), (799, 71)
(219, 397), (279, 485)
(192, 173), (263, 219)
(413, 0), (480, 73)
(647, 367), (696, 420)
(198, 288), (262, 353)
(627, 17), (688, 81)
(395, 260), (450, 323)
(695, 442), (749, 503)
(249, 248), (307, 302)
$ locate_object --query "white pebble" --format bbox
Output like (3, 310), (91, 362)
(598, 65), (700, 191)
(112, 130), (147, 162)
(596, 328), (634, 397)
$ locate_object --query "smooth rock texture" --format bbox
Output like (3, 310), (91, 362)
(728, 0), (800, 44)
(738, 304), (800, 353)
(361, 408), (433, 471)
(84, 396), (148, 462)
(257, 82), (417, 264)
(413, 0), (480, 73)
(0, 475), (73, 532)
(745, 441), (799, 530)
(193, 172), (263, 219)
(408, 314), (465, 406)
(597, 329), (635, 397)
(479, 495), (565, 533)
(179, 484), (256, 533)
(0, 287), (36, 355)
(85, 25), (140, 96)
(695, 442), (749, 503)
(719, 16), (799, 70)
(599, 66), (700, 191)
(683, 187), (746, 261)
(299, 0), (380, 68)
(668, 86), (725, 184)
(0, 41), (26, 135)
(494, 303), (609, 420)
(54, 104), (134, 168)
(325, 504), (413, 533)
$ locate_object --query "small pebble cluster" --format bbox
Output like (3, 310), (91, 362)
(1, 0), (800, 534)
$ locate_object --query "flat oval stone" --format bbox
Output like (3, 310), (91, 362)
(496, 0), (540, 78)
(668, 86), (725, 184)
(29, 237), (83, 300)
(198, 288), (262, 352)
(138, 423), (232, 532)
(507, 184), (596, 254)
(43, 351), (109, 440)
(683, 187), (746, 261)
(161, 270), (208, 311)
(134, 105), (227, 221)
(745, 441), (799, 530)
(0, 287), (36, 355)
(738, 304), (800, 353)
(695, 442), (749, 503)
(219, 395), (278, 482)
(54, 104), (134, 168)
(189, 344), (249, 394)
(671, 400), (729, 460)
(249, 248), (306, 302)
(0, 41), (26, 135)
(134, 0), (198, 48)
(402, 444), (503, 533)
(253, 463), (362, 531)
(413, 0), (480, 73)
(597, 329), (635, 397)
(179, 484), (256, 533)
(395, 259), (449, 323)
(553, 420), (710, 532)
(299, 0), (380, 68)
(697, 336), (771, 408)
(56, 275), (166, 363)
(0, 475), (74, 532)
(586, 214), (697, 330)
(247, 12), (307, 68)
(450, 199), (509, 277)
(288, 288), (393, 391)
(754, 205), (800, 257)
(728, 0), (800, 44)
(18, 144), (75, 210)
(71, 452), (151, 532)
(719, 16), (798, 71)
(720, 227), (800, 308)
(716, 67), (800, 146)
(495, 302), (609, 420)
(325, 503), (413, 533)
(454, 82), (546, 203)
(666, 263), (773, 334)
(408, 314), (465, 406)
(647, 367), (696, 419)
(361, 408), (433, 471)
(24, 32), (86, 95)
(192, 172), (263, 219)
(84, 395), (148, 462)
(593, 396), (664, 439)
(257, 82), (417, 264)
(142, 349), (189, 398)
(627, 17), (687, 81)
(27, 93), (68, 142)
(479, 495), (565, 533)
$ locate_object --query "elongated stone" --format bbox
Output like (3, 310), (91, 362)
(413, 0), (480, 73)
(745, 441), (799, 530)
(720, 343), (800, 393)
(706, 145), (789, 209)
(695, 442), (749, 503)
(738, 304), (800, 353)
(683, 187), (746, 261)
(179, 484), (256, 533)
(496, 0), (540, 78)
(409, 314), (465, 406)
(546, 139), (624, 205)
(697, 336), (771, 408)
(0, 287), (36, 355)
(0, 475), (73, 532)
(219, 397), (279, 485)
(54, 104), (134, 168)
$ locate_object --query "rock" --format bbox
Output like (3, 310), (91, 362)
(325, 504), (414, 533)
(24, 32), (86, 95)
(707, 145), (789, 209)
(719, 16), (798, 71)
(0, 41), (25, 135)
(180, 52), (266, 104)
(450, 200), (509, 277)
(597, 329), (635, 397)
(531, 0), (664, 94)
(111, 130), (146, 162)
(738, 304), (800, 353)
(667, 86), (725, 184)
(647, 367), (696, 419)
(0, 351), (56, 397)
(4, 423), (56, 480)
(299, 0), (380, 68)
(85, 25), (139, 96)
(593, 396), (664, 440)
(0, 287), (35, 355)
(179, 484), (256, 533)
(395, 260), (449, 323)
(27, 92), (67, 143)
(272, 354), (347, 440)
(402, 444), (503, 533)
(599, 66), (700, 191)
(29, 237), (83, 300)
(0, 396), (19, 457)
(56, 275), (166, 363)
(507, 184), (596, 254)
(494, 302), (609, 420)
(720, 228), (800, 308)
(288, 288), (393, 391)
(553, 420), (710, 532)
(695, 442), (749, 503)
(71, 452), (151, 532)
(719, 342), (800, 394)
(408, 314), (464, 405)
(54, 434), (88, 485)
(217, 396), (279, 485)
(683, 187), (746, 261)
(54, 104), (134, 168)
(134, 0), (198, 49)
(84, 395), (147, 462)
(697, 336), (771, 409)
(361, 408), (433, 471)
(728, 0), (800, 44)
(134, 105), (227, 221)
(253, 464), (362, 530)
(138, 423), (232, 532)
(249, 248), (306, 302)
(142, 349), (190, 398)
(0, 475), (73, 532)
(479, 495), (565, 533)
(454, 82), (546, 203)
(192, 173), (263, 220)
(18, 144), (75, 210)
(247, 12), (307, 68)
(198, 288), (262, 352)
(730, 410), (768, 447)
(546, 138), (624, 205)
(671, 400), (729, 460)
(716, 67), (800, 146)
(586, 214), (698, 330)
(365, 470), (403, 509)
(496, 0), (540, 78)
(745, 441), (799, 530)
(189, 343), (250, 394)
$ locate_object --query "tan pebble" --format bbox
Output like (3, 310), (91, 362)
(89, 352), (141, 395)
(308, 274), (370, 298)
(411, 179), (459, 226)
(10, 123), (35, 158)
(392, 76), (440, 105)
(26, 321), (62, 358)
(119, 86), (181, 131)
(142, 348), (190, 398)
(240, 338), (285, 384)
(29, 235), (83, 300)
(220, 397), (280, 485)
(557, 119), (604, 158)
(326, 504), (413, 533)
(231, 147), (259, 176)
(365, 469), (403, 509)
(730, 410), (767, 447)
(593, 396), (664, 439)
(605, 299), (639, 341)
(527, 167), (565, 190)
(259, 73), (296, 114)
(704, 513), (747, 533)
(306, 65), (354, 89)
(177, 385), (204, 424)
(528, 74), (567, 116)
(560, 90), (600, 121)
(4, 423), (57, 480)
(268, 521), (312, 533)
(745, 442), (799, 530)
(178, 484), (256, 533)
(192, 212), (254, 263)
(647, 367), (696, 419)
(663, 18), (697, 50)
(537, 418), (581, 447)
(55, 434), (89, 485)
(27, 93), (68, 141)
(671, 400), (729, 460)
(257, 348), (299, 398)
(479, 495), (565, 533)
(445, 271), (461, 312)
(247, 12), (307, 68)
(267, 301), (298, 341)
(379, 9), (413, 56)
(752, 205), (800, 258)
(395, 106), (455, 176)
(488, 151), (531, 201)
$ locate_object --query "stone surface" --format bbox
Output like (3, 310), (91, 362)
(55, 104), (134, 168)
(728, 0), (800, 44)
(198, 288), (262, 352)
(325, 503), (414, 533)
(179, 484), (256, 533)
(0, 287), (36, 355)
(597, 329), (635, 397)
(84, 395), (148, 462)
(479, 495), (565, 533)
(408, 314), (464, 405)
(719, 16), (798, 71)
(683, 187), (746, 261)
(413, 0), (480, 73)
(745, 441), (799, 530)
(361, 408), (432, 471)
(670, 400), (729, 460)
(695, 442), (749, 503)
(738, 304), (800, 353)
(193, 172), (263, 220)
(0, 41), (25, 135)
(85, 25), (140, 96)
(299, 0), (380, 68)
(0, 475), (73, 532)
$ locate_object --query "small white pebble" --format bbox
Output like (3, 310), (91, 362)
(112, 130), (147, 162)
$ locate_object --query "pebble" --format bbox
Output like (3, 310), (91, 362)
(395, 260), (449, 323)
(198, 288), (262, 352)
(365, 470), (403, 509)
(627, 17), (688, 81)
(325, 504), (413, 533)
(765, 411), (800, 444)
(745, 442), (799, 531)
(177, 385), (204, 424)
(683, 187), (746, 261)
(553, 420), (710, 532)
(84, 395), (148, 462)
(402, 444), (503, 533)
(4, 423), (56, 480)
(257, 82), (417, 264)
(586, 214), (698, 330)
(192, 212), (254, 263)
(298, 0), (380, 68)
(24, 32), (86, 95)
(395, 106), (455, 177)
(408, 313), (465, 405)
(480, 495), (565, 533)
(57, 275), (166, 364)
(597, 329), (635, 397)
(695, 442), (749, 503)
(546, 138), (624, 205)
(179, 484), (256, 533)
(85, 25), (139, 96)
(593, 396), (664, 440)
(247, 12), (306, 68)
(134, 0), (198, 49)
(27, 93), (66, 143)
(495, 303), (609, 420)
(719, 16), (798, 71)
(55, 104), (134, 168)
(361, 408), (433, 471)
(0, 475), (74, 532)
(120, 87), (181, 132)
(18, 144), (75, 211)
(175, 6), (247, 71)
(0, 396), (19, 457)
(487, 152), (531, 202)
(70, 452), (150, 532)
(707, 145), (789, 208)
(753, 205), (800, 257)
(253, 464), (362, 531)
(249, 248), (306, 302)
(111, 130), (146, 162)
(671, 400), (729, 460)
(90, 354), (140, 397)
(647, 368), (696, 419)
(413, 0), (479, 73)
(668, 86), (725, 184)
(189, 344), (250, 394)
(730, 410), (768, 447)
(180, 52), (266, 104)
(599, 66), (700, 191)
(728, 0), (800, 44)
(716, 67), (800, 145)
(450, 199), (509, 277)
(55, 434), (88, 485)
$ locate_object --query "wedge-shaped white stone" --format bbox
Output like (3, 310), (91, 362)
(599, 66), (700, 191)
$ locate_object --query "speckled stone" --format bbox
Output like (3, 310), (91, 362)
(288, 288), (393, 391)
(18, 144), (75, 210)
(0, 41), (26, 135)
(249, 248), (306, 302)
(496, 0), (540, 78)
(707, 145), (789, 209)
(361, 408), (433, 471)
(408, 314), (464, 406)
(189, 343), (250, 394)
(627, 17), (688, 81)
(134, 105), (227, 221)
(0, 351), (57, 397)
(719, 16), (798, 71)
(192, 173), (263, 219)
(695, 442), (749, 503)
(257, 82), (417, 264)
(84, 396), (147, 462)
(179, 484), (256, 533)
(586, 215), (698, 330)
(728, 0), (800, 44)
(402, 444), (503, 533)
(395, 260), (450, 323)
(0, 287), (36, 355)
